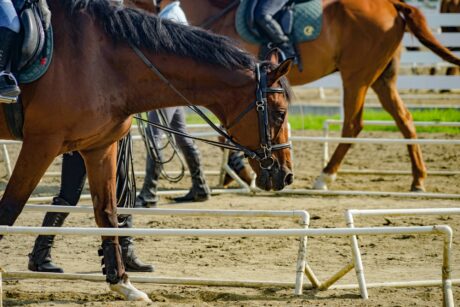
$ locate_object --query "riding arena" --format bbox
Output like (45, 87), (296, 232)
(0, 0), (459, 306)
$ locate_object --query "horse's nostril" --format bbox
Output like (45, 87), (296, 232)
(285, 173), (294, 185)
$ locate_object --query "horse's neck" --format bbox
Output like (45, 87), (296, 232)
(124, 54), (256, 125)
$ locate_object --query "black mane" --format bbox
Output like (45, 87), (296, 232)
(64, 0), (256, 70)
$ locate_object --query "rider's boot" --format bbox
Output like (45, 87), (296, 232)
(28, 197), (70, 273)
(0, 27), (20, 103)
(173, 144), (211, 203)
(135, 154), (161, 208)
(120, 236), (154, 272)
(256, 15), (297, 61)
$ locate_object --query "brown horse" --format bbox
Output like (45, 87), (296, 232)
(440, 0), (460, 76)
(132, 0), (460, 192)
(0, 0), (293, 300)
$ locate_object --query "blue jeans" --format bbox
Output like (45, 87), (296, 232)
(0, 0), (20, 33)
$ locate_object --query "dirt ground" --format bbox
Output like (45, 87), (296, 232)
(0, 128), (459, 306)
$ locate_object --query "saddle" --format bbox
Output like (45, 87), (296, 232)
(3, 0), (54, 140)
(13, 0), (53, 83)
(236, 0), (323, 45)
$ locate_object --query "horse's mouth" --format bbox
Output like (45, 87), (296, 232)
(256, 169), (293, 191)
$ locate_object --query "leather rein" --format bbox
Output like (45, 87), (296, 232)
(130, 45), (291, 170)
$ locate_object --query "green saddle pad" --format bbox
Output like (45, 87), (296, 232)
(17, 27), (54, 84)
(236, 0), (322, 45)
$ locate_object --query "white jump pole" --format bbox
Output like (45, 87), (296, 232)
(23, 205), (310, 221)
(22, 205), (311, 294)
(276, 189), (460, 199)
(0, 225), (453, 305)
(3, 271), (460, 291)
(26, 186), (254, 204)
(345, 208), (459, 306)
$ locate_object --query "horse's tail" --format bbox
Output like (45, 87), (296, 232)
(389, 0), (460, 66)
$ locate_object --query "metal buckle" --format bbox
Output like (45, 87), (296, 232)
(256, 100), (265, 111)
(260, 156), (275, 170)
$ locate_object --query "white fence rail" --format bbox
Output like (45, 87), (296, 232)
(320, 119), (460, 175)
(0, 224), (454, 306)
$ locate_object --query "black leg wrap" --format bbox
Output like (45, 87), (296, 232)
(228, 151), (246, 174)
(99, 239), (124, 284)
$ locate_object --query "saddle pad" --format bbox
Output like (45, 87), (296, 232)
(236, 0), (322, 45)
(18, 27), (53, 84)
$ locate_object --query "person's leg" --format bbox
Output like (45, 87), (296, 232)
(170, 107), (211, 203)
(136, 111), (165, 207)
(117, 134), (154, 272)
(254, 0), (295, 59)
(119, 215), (154, 272)
(28, 152), (86, 272)
(0, 0), (21, 103)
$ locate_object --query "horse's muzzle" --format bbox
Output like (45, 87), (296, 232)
(256, 163), (293, 191)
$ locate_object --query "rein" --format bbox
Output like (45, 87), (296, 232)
(199, 0), (240, 29)
(130, 45), (290, 169)
(137, 110), (186, 183)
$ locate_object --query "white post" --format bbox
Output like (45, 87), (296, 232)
(294, 212), (310, 295)
(441, 227), (454, 307)
(1, 145), (12, 179)
(322, 120), (330, 167)
(344, 210), (369, 299)
(218, 149), (230, 187)
(318, 87), (326, 100)
(0, 267), (3, 307)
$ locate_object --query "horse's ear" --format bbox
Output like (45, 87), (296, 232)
(265, 48), (282, 64)
(268, 58), (293, 85)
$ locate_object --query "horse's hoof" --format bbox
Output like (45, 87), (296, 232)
(312, 172), (336, 190)
(109, 275), (152, 302)
(410, 185), (426, 193)
(312, 179), (328, 190)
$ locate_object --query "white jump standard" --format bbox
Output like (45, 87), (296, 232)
(0, 224), (454, 306)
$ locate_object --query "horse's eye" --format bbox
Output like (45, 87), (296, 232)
(272, 111), (285, 126)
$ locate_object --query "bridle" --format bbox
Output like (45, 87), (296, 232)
(226, 63), (290, 169)
(131, 45), (291, 170)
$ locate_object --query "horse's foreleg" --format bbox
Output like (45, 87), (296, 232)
(313, 85), (368, 190)
(0, 137), (61, 229)
(81, 144), (151, 302)
(371, 59), (427, 192)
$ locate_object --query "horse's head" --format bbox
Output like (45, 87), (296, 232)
(226, 53), (294, 191)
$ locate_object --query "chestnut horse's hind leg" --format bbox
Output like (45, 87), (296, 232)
(81, 143), (151, 302)
(0, 137), (61, 229)
(371, 56), (427, 192)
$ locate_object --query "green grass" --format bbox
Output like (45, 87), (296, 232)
(185, 108), (460, 133)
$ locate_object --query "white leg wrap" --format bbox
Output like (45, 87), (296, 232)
(312, 172), (337, 190)
(109, 276), (152, 302)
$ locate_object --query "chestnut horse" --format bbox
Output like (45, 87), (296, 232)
(0, 0), (293, 301)
(440, 0), (460, 76)
(132, 0), (460, 192)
